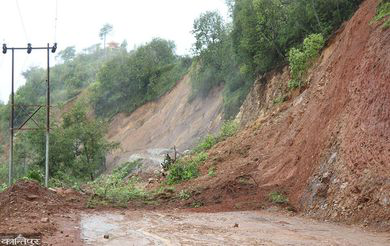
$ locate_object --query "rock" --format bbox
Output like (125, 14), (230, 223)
(27, 195), (39, 200)
(104, 234), (110, 239)
(41, 217), (49, 223)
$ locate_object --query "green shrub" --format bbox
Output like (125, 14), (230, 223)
(373, 0), (390, 29)
(0, 183), (7, 192)
(272, 95), (287, 105)
(166, 152), (208, 184)
(178, 189), (191, 200)
(194, 135), (217, 153)
(25, 167), (44, 184)
(218, 120), (239, 140)
(88, 161), (146, 207)
(288, 34), (324, 89)
(269, 191), (288, 204)
(194, 120), (239, 154)
(208, 166), (217, 177)
(374, 1), (390, 21)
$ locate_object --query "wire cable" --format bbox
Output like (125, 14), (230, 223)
(15, 0), (29, 42)
(54, 0), (58, 43)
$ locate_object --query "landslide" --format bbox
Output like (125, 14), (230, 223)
(106, 74), (223, 170)
(183, 0), (390, 229)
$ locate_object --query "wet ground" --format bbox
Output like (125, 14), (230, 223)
(80, 210), (390, 245)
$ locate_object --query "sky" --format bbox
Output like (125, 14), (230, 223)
(0, 0), (229, 103)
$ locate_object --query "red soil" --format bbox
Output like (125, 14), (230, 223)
(179, 0), (390, 230)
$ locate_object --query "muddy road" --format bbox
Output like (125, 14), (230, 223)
(79, 210), (390, 245)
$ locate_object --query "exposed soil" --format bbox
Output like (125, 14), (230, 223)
(175, 0), (390, 230)
(0, 0), (388, 245)
(0, 180), (84, 245)
(106, 75), (224, 172)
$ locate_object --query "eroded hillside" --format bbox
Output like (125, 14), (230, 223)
(181, 0), (390, 229)
(106, 75), (224, 171)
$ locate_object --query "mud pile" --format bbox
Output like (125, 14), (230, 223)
(0, 180), (83, 234)
(184, 0), (390, 230)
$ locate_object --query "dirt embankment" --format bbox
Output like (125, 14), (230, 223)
(181, 0), (390, 229)
(106, 75), (224, 171)
(0, 180), (84, 244)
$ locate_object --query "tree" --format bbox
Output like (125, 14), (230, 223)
(23, 103), (117, 180)
(192, 11), (226, 56)
(92, 38), (190, 118)
(57, 46), (76, 62)
(99, 23), (113, 50)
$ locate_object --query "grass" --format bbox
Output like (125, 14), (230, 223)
(372, 1), (390, 29)
(166, 120), (238, 185)
(272, 95), (287, 105)
(178, 189), (192, 200)
(208, 166), (217, 177)
(0, 183), (7, 192)
(191, 200), (204, 208)
(269, 191), (289, 205)
(87, 161), (147, 208)
(194, 120), (238, 153)
(166, 152), (208, 184)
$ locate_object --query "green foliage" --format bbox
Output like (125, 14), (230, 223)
(208, 166), (217, 177)
(191, 200), (204, 208)
(88, 161), (145, 207)
(0, 164), (7, 184)
(269, 191), (288, 204)
(288, 34), (324, 88)
(374, 0), (390, 29)
(374, 0), (390, 21)
(272, 95), (287, 105)
(190, 11), (253, 119)
(13, 103), (117, 184)
(92, 38), (191, 118)
(191, 0), (360, 119)
(178, 189), (191, 200)
(232, 0), (361, 76)
(194, 135), (218, 153)
(194, 120), (239, 153)
(0, 183), (7, 192)
(166, 152), (208, 184)
(219, 120), (239, 140)
(25, 166), (44, 183)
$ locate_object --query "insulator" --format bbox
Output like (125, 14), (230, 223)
(27, 43), (32, 54)
(2, 44), (7, 54)
(51, 43), (57, 53)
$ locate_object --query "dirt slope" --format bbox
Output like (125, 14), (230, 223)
(106, 75), (223, 171)
(183, 0), (390, 229)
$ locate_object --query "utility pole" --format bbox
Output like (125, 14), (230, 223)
(2, 43), (57, 187)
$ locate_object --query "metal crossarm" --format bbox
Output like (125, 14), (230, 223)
(3, 43), (57, 187)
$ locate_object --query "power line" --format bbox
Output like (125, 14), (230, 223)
(15, 0), (29, 42)
(54, 0), (58, 42)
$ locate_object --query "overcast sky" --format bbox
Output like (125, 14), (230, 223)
(0, 0), (229, 103)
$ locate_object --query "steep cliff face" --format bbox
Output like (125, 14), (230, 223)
(106, 75), (224, 171)
(182, 0), (390, 229)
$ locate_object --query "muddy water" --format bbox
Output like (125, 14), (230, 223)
(80, 211), (390, 245)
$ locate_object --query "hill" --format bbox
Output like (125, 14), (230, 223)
(177, 0), (390, 229)
(106, 74), (223, 171)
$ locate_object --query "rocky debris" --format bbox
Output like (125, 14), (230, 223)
(41, 217), (50, 223)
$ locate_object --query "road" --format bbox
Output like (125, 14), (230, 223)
(80, 210), (390, 245)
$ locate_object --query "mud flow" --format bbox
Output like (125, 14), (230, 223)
(81, 211), (390, 245)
